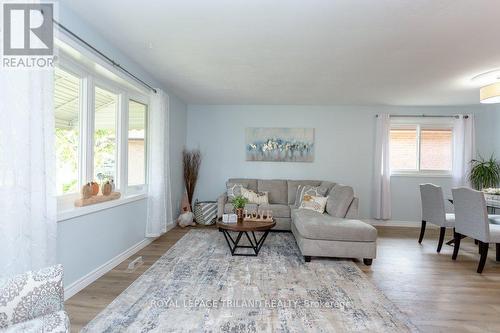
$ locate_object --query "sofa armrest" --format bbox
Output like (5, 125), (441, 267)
(345, 197), (359, 219)
(217, 193), (228, 218)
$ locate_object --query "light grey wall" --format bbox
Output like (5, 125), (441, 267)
(57, 200), (146, 286)
(475, 105), (500, 158)
(57, 4), (187, 287)
(169, 95), (188, 211)
(186, 104), (497, 222)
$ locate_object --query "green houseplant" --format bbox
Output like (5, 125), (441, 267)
(468, 155), (500, 190)
(231, 195), (248, 220)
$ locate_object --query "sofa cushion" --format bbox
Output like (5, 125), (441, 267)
(258, 204), (291, 218)
(224, 203), (258, 214)
(258, 179), (288, 204)
(287, 180), (322, 205)
(292, 209), (377, 242)
(326, 184), (354, 217)
(228, 178), (258, 192)
(295, 185), (329, 207)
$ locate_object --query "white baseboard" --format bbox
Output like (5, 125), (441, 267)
(64, 222), (176, 300)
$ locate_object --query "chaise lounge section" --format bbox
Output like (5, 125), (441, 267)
(292, 209), (377, 265)
(217, 178), (377, 264)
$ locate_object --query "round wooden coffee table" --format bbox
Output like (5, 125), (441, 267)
(217, 219), (276, 256)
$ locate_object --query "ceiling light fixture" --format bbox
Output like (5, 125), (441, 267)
(480, 82), (500, 104)
(472, 69), (500, 104)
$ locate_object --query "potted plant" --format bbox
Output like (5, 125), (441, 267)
(231, 195), (248, 220)
(469, 155), (500, 190)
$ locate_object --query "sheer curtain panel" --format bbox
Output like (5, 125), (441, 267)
(0, 69), (57, 278)
(146, 89), (173, 237)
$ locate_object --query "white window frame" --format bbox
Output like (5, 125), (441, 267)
(54, 61), (86, 203)
(390, 117), (454, 177)
(93, 78), (122, 190)
(55, 51), (150, 214)
(126, 95), (149, 194)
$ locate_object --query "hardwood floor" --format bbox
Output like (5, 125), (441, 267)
(66, 225), (500, 332)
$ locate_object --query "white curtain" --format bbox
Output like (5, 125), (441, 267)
(146, 89), (173, 237)
(0, 69), (57, 278)
(453, 114), (476, 187)
(373, 114), (392, 220)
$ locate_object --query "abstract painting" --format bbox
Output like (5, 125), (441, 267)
(245, 128), (314, 162)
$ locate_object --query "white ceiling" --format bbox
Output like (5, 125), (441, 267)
(64, 0), (500, 105)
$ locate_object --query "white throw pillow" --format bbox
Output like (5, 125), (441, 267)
(241, 187), (269, 205)
(299, 195), (328, 213)
(294, 185), (329, 207)
(226, 182), (245, 200)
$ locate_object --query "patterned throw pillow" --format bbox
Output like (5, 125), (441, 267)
(294, 185), (329, 207)
(226, 183), (244, 200)
(299, 195), (328, 213)
(0, 264), (65, 328)
(241, 187), (269, 205)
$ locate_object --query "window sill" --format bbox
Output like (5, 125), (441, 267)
(391, 172), (452, 178)
(57, 193), (147, 222)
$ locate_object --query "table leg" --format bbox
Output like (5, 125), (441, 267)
(219, 228), (270, 256)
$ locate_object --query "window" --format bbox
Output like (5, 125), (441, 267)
(420, 129), (453, 171)
(128, 100), (147, 186)
(94, 86), (118, 182)
(389, 127), (417, 171)
(54, 67), (81, 195)
(54, 53), (150, 206)
(390, 119), (453, 175)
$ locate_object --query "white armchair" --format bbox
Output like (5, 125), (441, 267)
(0, 265), (69, 332)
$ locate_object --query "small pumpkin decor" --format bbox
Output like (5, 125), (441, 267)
(102, 181), (112, 196)
(81, 183), (93, 199)
(90, 181), (100, 196)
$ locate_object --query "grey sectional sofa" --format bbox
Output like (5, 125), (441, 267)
(217, 178), (377, 264)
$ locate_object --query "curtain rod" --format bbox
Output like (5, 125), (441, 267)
(52, 19), (157, 94)
(376, 114), (468, 119)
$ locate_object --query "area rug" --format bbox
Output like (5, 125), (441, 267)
(82, 230), (417, 332)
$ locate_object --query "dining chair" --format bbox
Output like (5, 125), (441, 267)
(419, 184), (455, 252)
(452, 187), (500, 273)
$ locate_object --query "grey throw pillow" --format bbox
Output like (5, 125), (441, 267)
(226, 182), (244, 200)
(326, 184), (354, 217)
(294, 185), (329, 207)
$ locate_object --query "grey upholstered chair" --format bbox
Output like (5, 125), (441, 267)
(452, 187), (500, 273)
(419, 184), (455, 252)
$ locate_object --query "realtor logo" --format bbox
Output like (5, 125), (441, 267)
(3, 3), (53, 56)
(2, 2), (55, 69)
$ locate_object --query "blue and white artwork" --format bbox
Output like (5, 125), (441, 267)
(246, 128), (314, 162)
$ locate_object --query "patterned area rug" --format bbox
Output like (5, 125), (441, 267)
(83, 230), (417, 332)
